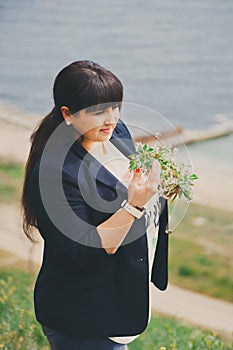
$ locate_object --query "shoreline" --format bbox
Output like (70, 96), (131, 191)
(0, 101), (38, 164)
(0, 101), (232, 212)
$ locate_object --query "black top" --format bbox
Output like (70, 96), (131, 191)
(28, 119), (169, 338)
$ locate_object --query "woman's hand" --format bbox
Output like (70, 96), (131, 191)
(128, 160), (161, 208)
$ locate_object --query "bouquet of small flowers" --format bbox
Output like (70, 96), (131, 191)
(129, 143), (198, 201)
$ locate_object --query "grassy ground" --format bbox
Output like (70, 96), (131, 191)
(130, 314), (233, 350)
(0, 249), (40, 275)
(0, 269), (49, 350)
(0, 160), (24, 203)
(0, 159), (233, 302)
(169, 202), (233, 302)
(0, 268), (232, 350)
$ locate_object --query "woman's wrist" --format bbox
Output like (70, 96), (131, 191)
(121, 200), (146, 219)
(128, 201), (145, 211)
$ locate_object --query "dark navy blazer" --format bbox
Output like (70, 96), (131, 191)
(29, 119), (169, 338)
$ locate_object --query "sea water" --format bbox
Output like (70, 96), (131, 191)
(0, 0), (232, 169)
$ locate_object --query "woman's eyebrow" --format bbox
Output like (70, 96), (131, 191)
(85, 106), (104, 113)
(86, 102), (118, 113)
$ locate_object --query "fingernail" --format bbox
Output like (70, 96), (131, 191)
(136, 168), (141, 173)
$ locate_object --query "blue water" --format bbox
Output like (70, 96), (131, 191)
(1, 0), (233, 131)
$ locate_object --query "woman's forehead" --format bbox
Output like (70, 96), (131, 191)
(85, 102), (120, 113)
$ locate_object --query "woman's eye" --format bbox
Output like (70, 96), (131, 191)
(94, 111), (104, 116)
(94, 105), (119, 116)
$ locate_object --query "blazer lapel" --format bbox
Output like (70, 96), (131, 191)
(70, 138), (127, 191)
(88, 158), (126, 191)
(110, 120), (136, 157)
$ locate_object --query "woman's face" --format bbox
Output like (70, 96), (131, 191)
(69, 104), (120, 150)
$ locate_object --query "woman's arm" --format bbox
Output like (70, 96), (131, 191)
(97, 162), (161, 254)
(97, 207), (135, 254)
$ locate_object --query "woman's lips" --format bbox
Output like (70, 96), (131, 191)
(99, 128), (112, 134)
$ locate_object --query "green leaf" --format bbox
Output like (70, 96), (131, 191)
(183, 190), (190, 199)
(190, 173), (198, 180)
(130, 143), (198, 203)
(171, 193), (178, 202)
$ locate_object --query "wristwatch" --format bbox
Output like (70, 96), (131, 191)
(121, 200), (146, 219)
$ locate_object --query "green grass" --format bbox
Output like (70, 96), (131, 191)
(0, 269), (232, 350)
(0, 160), (24, 203)
(0, 162), (24, 178)
(130, 314), (232, 350)
(169, 202), (233, 302)
(0, 269), (49, 350)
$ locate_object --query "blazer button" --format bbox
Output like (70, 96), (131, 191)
(137, 257), (144, 262)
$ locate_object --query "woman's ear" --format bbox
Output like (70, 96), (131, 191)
(60, 106), (72, 122)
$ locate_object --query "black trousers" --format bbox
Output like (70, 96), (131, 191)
(42, 325), (129, 350)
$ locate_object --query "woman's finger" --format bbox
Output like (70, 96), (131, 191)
(148, 159), (160, 182)
(131, 168), (142, 183)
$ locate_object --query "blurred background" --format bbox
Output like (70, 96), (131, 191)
(0, 0), (233, 127)
(0, 1), (232, 349)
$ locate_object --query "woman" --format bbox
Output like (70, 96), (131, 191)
(21, 60), (169, 350)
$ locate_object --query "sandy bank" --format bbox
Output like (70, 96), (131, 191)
(0, 102), (39, 163)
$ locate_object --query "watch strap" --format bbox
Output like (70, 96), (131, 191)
(121, 200), (145, 219)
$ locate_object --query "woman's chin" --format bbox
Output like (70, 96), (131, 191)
(98, 131), (113, 140)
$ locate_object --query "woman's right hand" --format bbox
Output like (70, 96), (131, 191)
(127, 160), (161, 208)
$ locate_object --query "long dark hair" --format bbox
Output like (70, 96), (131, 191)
(21, 60), (123, 240)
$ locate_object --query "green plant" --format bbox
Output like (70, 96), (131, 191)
(178, 265), (196, 277)
(129, 143), (198, 201)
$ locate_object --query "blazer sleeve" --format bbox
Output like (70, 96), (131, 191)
(150, 198), (169, 290)
(30, 161), (113, 274)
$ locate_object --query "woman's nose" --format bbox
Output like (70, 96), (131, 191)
(104, 107), (117, 124)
